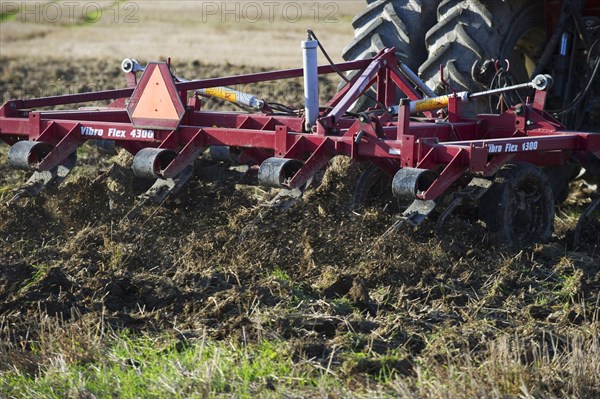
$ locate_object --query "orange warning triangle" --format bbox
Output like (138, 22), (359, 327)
(131, 67), (180, 121)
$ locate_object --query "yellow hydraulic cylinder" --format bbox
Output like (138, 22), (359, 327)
(388, 75), (552, 115)
(409, 92), (469, 114)
(387, 92), (469, 114)
(197, 87), (265, 110)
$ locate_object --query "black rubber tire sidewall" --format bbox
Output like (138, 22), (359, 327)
(480, 163), (555, 248)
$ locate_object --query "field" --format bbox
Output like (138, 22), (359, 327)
(1, 1), (600, 398)
(0, 1), (362, 68)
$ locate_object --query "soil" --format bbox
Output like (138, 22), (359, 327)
(1, 57), (599, 384)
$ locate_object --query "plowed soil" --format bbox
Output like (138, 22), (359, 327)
(1, 57), (599, 392)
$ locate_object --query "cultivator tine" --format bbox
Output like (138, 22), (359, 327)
(381, 199), (436, 238)
(435, 178), (493, 232)
(125, 164), (194, 219)
(380, 166), (440, 237)
(263, 187), (305, 211)
(381, 217), (408, 238)
(237, 156), (319, 237)
(573, 192), (600, 247)
(402, 199), (437, 226)
(124, 147), (197, 219)
(8, 152), (77, 205)
(436, 198), (462, 232)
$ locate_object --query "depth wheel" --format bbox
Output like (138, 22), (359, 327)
(480, 163), (555, 248)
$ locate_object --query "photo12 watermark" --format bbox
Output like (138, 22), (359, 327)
(0, 1), (140, 24)
(200, 1), (340, 24)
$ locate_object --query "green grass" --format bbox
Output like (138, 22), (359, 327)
(271, 267), (292, 283)
(558, 270), (584, 305)
(1, 332), (345, 399)
(2, 322), (598, 399)
(270, 267), (315, 304)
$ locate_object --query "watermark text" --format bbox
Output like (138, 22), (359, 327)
(200, 1), (340, 23)
(0, 2), (139, 24)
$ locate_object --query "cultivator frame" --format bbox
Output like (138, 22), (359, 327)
(1, 46), (599, 244)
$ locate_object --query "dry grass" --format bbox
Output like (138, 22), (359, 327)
(397, 331), (600, 398)
(1, 310), (599, 398)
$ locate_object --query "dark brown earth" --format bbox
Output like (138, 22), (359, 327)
(1, 57), (599, 393)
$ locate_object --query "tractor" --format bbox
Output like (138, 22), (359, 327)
(344, 0), (599, 128)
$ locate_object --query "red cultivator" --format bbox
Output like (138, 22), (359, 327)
(1, 40), (599, 248)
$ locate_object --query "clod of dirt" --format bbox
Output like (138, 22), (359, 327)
(348, 277), (371, 303)
(323, 275), (355, 299)
(3, 267), (78, 317)
(0, 263), (33, 302)
(343, 355), (414, 378)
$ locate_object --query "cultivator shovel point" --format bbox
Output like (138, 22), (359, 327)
(7, 140), (77, 205)
(1, 37), (600, 247)
(125, 163), (195, 220)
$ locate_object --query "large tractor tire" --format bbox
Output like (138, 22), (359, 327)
(342, 1), (440, 112)
(418, 0), (547, 115)
(343, 0), (440, 72)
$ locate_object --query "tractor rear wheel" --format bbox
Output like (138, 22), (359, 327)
(418, 0), (546, 115)
(342, 0), (440, 109)
(343, 0), (439, 71)
(479, 163), (555, 248)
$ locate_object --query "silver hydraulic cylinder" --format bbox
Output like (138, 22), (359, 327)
(302, 38), (319, 131)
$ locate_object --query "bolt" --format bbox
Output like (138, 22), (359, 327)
(515, 105), (525, 116)
(535, 76), (546, 88)
(526, 120), (534, 126)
